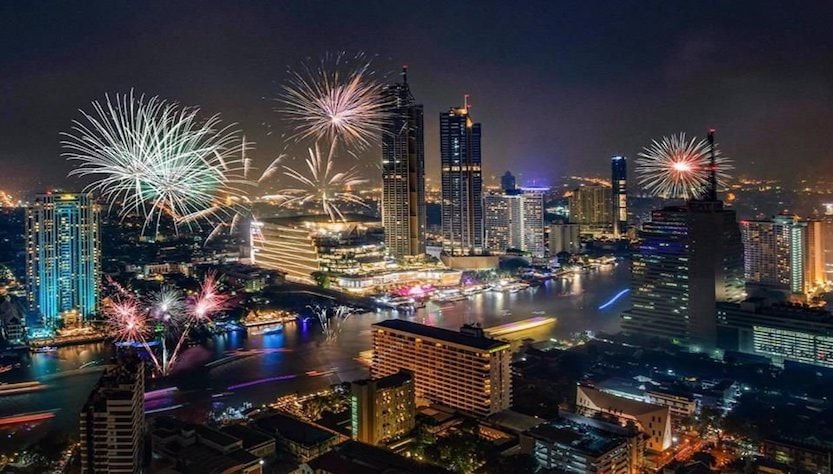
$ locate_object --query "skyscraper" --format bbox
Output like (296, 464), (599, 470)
(500, 171), (516, 192)
(611, 156), (627, 237)
(621, 201), (744, 347)
(381, 67), (425, 258)
(80, 360), (145, 473)
(26, 192), (100, 328)
(483, 189), (545, 257)
(569, 185), (612, 236)
(622, 131), (743, 348)
(440, 100), (483, 255)
(741, 214), (826, 297)
(549, 223), (581, 255)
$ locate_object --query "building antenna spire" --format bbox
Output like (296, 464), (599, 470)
(401, 65), (408, 84)
(707, 128), (717, 201)
(464, 94), (470, 111)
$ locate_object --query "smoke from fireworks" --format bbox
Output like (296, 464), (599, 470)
(279, 52), (391, 150)
(62, 91), (249, 235)
(636, 133), (732, 199)
(270, 142), (367, 222)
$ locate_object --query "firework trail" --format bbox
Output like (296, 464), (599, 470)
(308, 304), (352, 341)
(278, 52), (391, 153)
(167, 272), (228, 370)
(273, 142), (367, 222)
(62, 91), (250, 235)
(636, 133), (732, 199)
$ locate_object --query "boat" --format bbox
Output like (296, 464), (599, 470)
(0, 381), (46, 396)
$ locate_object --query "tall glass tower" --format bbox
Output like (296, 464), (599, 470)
(611, 155), (627, 237)
(26, 192), (100, 328)
(440, 100), (483, 255)
(381, 67), (425, 258)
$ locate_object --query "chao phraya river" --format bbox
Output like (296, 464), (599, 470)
(0, 262), (630, 449)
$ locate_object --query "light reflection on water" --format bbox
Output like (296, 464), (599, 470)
(0, 262), (631, 449)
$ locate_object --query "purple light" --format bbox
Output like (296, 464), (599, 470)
(227, 374), (297, 391)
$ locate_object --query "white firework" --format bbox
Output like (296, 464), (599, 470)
(275, 142), (367, 222)
(636, 133), (733, 199)
(62, 91), (250, 235)
(279, 52), (391, 150)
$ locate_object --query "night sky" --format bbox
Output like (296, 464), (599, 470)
(2, 1), (832, 196)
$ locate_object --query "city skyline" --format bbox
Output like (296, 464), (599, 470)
(2, 2), (833, 196)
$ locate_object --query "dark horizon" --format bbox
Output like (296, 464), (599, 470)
(2, 1), (832, 196)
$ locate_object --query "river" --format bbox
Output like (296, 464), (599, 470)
(0, 261), (631, 450)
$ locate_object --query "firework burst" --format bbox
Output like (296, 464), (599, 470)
(272, 142), (367, 222)
(279, 52), (391, 150)
(636, 133), (733, 199)
(105, 297), (150, 344)
(62, 91), (250, 235)
(103, 274), (227, 375)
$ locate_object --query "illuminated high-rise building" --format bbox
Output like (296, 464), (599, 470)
(381, 67), (425, 258)
(611, 156), (627, 237)
(549, 223), (581, 255)
(440, 100), (483, 255)
(483, 188), (545, 257)
(569, 185), (612, 236)
(622, 131), (744, 348)
(371, 319), (511, 417)
(621, 201), (744, 348)
(80, 360), (145, 473)
(26, 192), (100, 328)
(740, 213), (825, 297)
(350, 371), (416, 446)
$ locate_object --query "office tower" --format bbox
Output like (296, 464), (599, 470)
(350, 371), (416, 445)
(611, 156), (627, 237)
(440, 100), (483, 255)
(741, 214), (824, 297)
(717, 298), (833, 368)
(80, 361), (145, 473)
(381, 67), (426, 258)
(621, 201), (744, 348)
(371, 319), (511, 417)
(569, 185), (612, 236)
(500, 171), (516, 192)
(822, 215), (833, 282)
(549, 223), (581, 255)
(26, 192), (100, 328)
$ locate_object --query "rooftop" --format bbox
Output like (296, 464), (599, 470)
(579, 385), (667, 416)
(372, 319), (509, 351)
(254, 412), (337, 446)
(527, 419), (627, 457)
(307, 440), (450, 474)
(219, 424), (274, 450)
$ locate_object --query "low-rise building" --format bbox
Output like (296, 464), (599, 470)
(525, 413), (644, 474)
(576, 385), (671, 453)
(763, 436), (833, 474)
(254, 412), (341, 463)
(151, 418), (264, 474)
(717, 298), (833, 368)
(297, 440), (449, 473)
